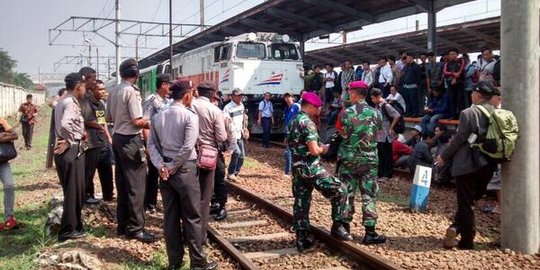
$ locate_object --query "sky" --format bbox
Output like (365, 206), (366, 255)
(0, 0), (500, 80)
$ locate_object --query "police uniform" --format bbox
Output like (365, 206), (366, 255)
(147, 81), (216, 269)
(106, 59), (151, 241)
(142, 93), (168, 212)
(287, 93), (349, 250)
(54, 73), (86, 241)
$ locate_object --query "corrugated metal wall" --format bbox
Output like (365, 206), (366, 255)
(0, 82), (46, 117)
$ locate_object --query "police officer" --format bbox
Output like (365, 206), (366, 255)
(147, 80), (217, 270)
(436, 80), (497, 250)
(106, 59), (154, 243)
(338, 81), (387, 245)
(287, 92), (351, 252)
(142, 73), (171, 214)
(54, 72), (87, 242)
(191, 81), (227, 243)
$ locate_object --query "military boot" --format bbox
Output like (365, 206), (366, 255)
(295, 230), (313, 252)
(362, 226), (386, 245)
(209, 203), (220, 216)
(331, 222), (353, 241)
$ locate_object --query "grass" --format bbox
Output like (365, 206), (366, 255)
(378, 191), (409, 207)
(123, 247), (189, 270)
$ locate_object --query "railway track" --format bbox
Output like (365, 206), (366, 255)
(207, 180), (401, 270)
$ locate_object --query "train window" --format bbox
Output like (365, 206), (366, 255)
(236, 42), (265, 59)
(214, 45), (232, 62)
(271, 43), (299, 60)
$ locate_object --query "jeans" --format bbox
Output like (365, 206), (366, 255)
(261, 117), (272, 147)
(0, 162), (14, 218)
(284, 147), (292, 175)
(227, 139), (245, 176)
(420, 113), (446, 133)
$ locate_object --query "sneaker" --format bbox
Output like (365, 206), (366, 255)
(227, 174), (238, 182)
(443, 226), (458, 249)
(4, 216), (19, 230)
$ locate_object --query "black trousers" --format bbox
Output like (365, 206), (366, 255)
(199, 167), (215, 242)
(144, 156), (159, 209)
(21, 123), (34, 148)
(377, 141), (393, 178)
(112, 134), (147, 235)
(84, 146), (114, 201)
(212, 152), (228, 207)
(54, 144), (85, 237)
(454, 165), (494, 248)
(447, 83), (465, 118)
(161, 161), (207, 267)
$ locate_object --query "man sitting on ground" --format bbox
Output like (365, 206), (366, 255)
(406, 125), (423, 148)
(408, 131), (435, 175)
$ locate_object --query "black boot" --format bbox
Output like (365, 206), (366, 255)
(213, 207), (227, 221)
(210, 203), (220, 216)
(342, 222), (350, 233)
(295, 230), (313, 252)
(362, 226), (386, 245)
(331, 222), (353, 241)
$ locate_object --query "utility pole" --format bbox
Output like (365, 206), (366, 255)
(169, 0), (174, 79)
(115, 0), (121, 84)
(427, 0), (437, 55)
(501, 0), (540, 254)
(96, 47), (99, 79)
(200, 0), (205, 32)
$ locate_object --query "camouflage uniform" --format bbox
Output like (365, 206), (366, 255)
(287, 111), (348, 231)
(338, 100), (383, 227)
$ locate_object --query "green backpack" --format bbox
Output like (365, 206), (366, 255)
(472, 105), (519, 162)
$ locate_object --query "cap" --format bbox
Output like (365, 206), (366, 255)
(474, 80), (497, 96)
(413, 125), (423, 134)
(64, 72), (84, 85)
(232, 88), (243, 96)
(170, 79), (193, 99)
(349, 80), (369, 89)
(197, 80), (217, 92)
(302, 92), (322, 108)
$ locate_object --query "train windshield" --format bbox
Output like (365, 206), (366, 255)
(236, 42), (266, 59)
(270, 43), (300, 60)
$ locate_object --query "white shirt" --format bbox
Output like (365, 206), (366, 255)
(386, 92), (407, 113)
(378, 64), (393, 84)
(324, 71), (335, 88)
(223, 101), (245, 140)
(361, 69), (374, 87)
(258, 100), (273, 118)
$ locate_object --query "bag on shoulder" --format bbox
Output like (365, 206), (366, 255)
(197, 144), (219, 170)
(383, 103), (405, 134)
(0, 142), (17, 163)
(471, 105), (519, 162)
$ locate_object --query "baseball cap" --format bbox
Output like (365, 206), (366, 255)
(474, 80), (497, 96)
(413, 125), (423, 134)
(302, 92), (322, 108)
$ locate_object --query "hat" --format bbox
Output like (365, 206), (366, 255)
(64, 72), (84, 85)
(197, 80), (217, 92)
(413, 125), (423, 134)
(231, 88), (243, 96)
(474, 80), (497, 96)
(348, 80), (368, 89)
(302, 92), (322, 108)
(169, 79), (193, 99)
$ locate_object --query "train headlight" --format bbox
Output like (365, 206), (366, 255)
(282, 34), (290, 43)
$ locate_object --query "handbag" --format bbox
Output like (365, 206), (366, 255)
(0, 142), (17, 163)
(197, 144), (218, 170)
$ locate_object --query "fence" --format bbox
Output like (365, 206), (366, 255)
(0, 82), (46, 117)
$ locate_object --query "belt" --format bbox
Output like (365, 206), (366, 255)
(403, 83), (418, 88)
(113, 133), (139, 137)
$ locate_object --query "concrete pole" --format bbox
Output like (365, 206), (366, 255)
(200, 0), (205, 32)
(500, 0), (540, 254)
(169, 0), (174, 79)
(426, 1), (437, 55)
(115, 0), (121, 84)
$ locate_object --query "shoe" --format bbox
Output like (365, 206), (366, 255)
(295, 230), (314, 252)
(331, 222), (353, 241)
(85, 198), (99, 205)
(342, 222), (350, 234)
(167, 263), (184, 270)
(227, 174), (238, 182)
(457, 240), (474, 250)
(58, 230), (87, 242)
(210, 203), (221, 216)
(191, 260), (218, 270)
(213, 208), (227, 221)
(4, 216), (20, 230)
(127, 230), (156, 243)
(362, 231), (387, 245)
(443, 226), (458, 249)
(283, 174), (291, 179)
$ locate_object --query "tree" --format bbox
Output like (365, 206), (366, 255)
(0, 48), (35, 89)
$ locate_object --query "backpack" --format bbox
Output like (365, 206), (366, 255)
(471, 105), (519, 162)
(383, 102), (405, 134)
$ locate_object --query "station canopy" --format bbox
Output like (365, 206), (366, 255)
(138, 0), (475, 69)
(305, 16), (500, 65)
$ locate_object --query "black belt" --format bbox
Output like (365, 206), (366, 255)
(113, 133), (139, 137)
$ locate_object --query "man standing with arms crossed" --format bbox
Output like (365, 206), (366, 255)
(338, 81), (386, 245)
(106, 59), (154, 243)
(148, 80), (217, 270)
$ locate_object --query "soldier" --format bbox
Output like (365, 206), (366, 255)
(148, 80), (217, 270)
(142, 73), (171, 214)
(106, 59), (154, 243)
(338, 81), (387, 245)
(287, 92), (351, 252)
(54, 73), (87, 242)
